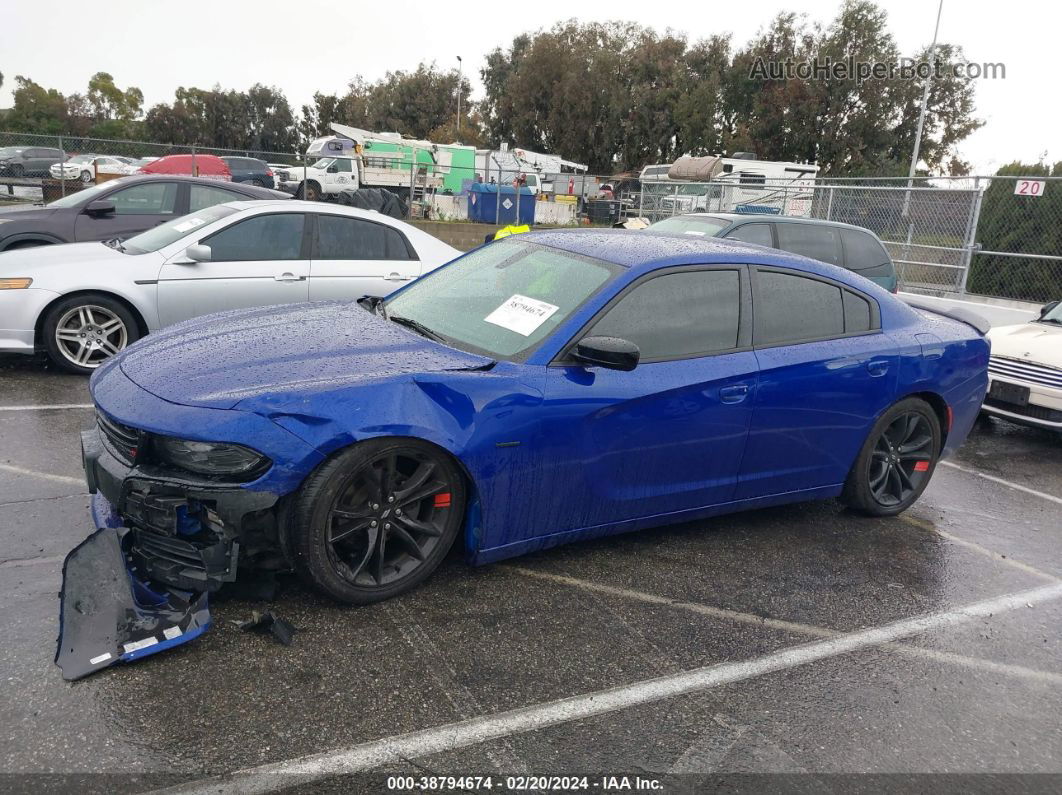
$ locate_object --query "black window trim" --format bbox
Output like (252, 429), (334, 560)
(750, 265), (881, 350)
(550, 264), (754, 367)
(200, 210), (312, 262)
(311, 211), (417, 261)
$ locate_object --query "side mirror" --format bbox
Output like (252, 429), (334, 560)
(84, 199), (115, 217)
(571, 335), (640, 371)
(184, 244), (212, 263)
(1040, 300), (1059, 318)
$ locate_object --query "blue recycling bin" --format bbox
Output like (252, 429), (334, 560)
(467, 184), (536, 225)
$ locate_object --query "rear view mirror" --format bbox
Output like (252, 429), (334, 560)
(1040, 300), (1059, 318)
(571, 336), (640, 371)
(84, 199), (115, 217)
(184, 244), (211, 263)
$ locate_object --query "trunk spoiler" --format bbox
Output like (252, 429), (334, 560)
(901, 296), (991, 336)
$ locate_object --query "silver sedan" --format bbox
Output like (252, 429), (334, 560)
(0, 200), (460, 373)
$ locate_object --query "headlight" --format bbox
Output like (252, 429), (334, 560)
(152, 435), (270, 477)
(0, 278), (33, 289)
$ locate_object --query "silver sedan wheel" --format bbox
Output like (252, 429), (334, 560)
(80, 170), (93, 183)
(54, 305), (128, 369)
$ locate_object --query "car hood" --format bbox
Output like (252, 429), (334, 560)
(0, 204), (55, 222)
(987, 321), (1062, 367)
(0, 240), (123, 275)
(117, 301), (495, 410)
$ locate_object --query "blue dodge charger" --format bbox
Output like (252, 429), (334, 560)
(68, 231), (989, 675)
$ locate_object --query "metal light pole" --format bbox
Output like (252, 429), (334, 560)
(907, 0), (944, 192)
(454, 55), (463, 141)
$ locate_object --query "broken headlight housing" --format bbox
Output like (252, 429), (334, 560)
(151, 435), (270, 479)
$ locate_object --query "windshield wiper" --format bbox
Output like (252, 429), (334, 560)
(1036, 317), (1061, 325)
(388, 315), (445, 342)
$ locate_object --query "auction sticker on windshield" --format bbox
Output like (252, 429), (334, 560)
(484, 294), (559, 336)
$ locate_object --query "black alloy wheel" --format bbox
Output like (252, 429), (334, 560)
(868, 412), (934, 506)
(290, 439), (465, 604)
(842, 397), (941, 516)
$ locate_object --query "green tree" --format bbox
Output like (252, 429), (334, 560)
(5, 76), (68, 134)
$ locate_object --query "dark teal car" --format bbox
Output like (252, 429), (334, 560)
(648, 213), (899, 292)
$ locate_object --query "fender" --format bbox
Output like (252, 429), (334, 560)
(0, 231), (66, 250)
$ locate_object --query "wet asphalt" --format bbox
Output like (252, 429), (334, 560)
(1, 352), (1060, 792)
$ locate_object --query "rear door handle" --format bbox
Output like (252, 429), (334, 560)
(867, 360), (890, 377)
(274, 272), (305, 282)
(719, 384), (750, 404)
(385, 272), (412, 281)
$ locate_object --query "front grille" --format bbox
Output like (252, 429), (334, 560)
(984, 398), (1062, 423)
(988, 356), (1062, 390)
(96, 410), (141, 464)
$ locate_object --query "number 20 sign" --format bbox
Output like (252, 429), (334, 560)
(1015, 179), (1046, 197)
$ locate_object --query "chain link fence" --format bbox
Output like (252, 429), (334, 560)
(1, 130), (1058, 304)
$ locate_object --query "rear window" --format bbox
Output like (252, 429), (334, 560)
(841, 228), (891, 271)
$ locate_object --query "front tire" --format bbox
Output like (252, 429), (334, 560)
(289, 438), (465, 604)
(80, 170), (93, 184)
(42, 294), (140, 374)
(841, 397), (942, 516)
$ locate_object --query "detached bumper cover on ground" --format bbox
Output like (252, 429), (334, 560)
(55, 519), (211, 681)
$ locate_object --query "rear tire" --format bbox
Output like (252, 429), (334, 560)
(841, 397), (942, 516)
(288, 438), (465, 605)
(42, 294), (140, 375)
(9, 163), (24, 177)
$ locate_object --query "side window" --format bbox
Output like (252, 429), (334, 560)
(775, 223), (843, 266)
(754, 270), (845, 345)
(108, 182), (179, 215)
(333, 159), (353, 173)
(189, 183), (247, 213)
(843, 290), (872, 333)
(725, 223), (773, 247)
(589, 270), (742, 361)
(840, 228), (890, 271)
(315, 214), (413, 260)
(205, 213), (304, 261)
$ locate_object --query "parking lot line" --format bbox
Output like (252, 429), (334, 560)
(160, 581), (1062, 794)
(940, 460), (1062, 506)
(508, 567), (1062, 685)
(0, 403), (93, 412)
(900, 515), (1060, 582)
(0, 463), (84, 486)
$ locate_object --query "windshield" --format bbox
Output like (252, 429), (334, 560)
(383, 239), (620, 360)
(67, 154), (96, 164)
(47, 181), (114, 208)
(123, 205), (239, 254)
(648, 216), (730, 236)
(311, 158), (334, 169)
(1039, 301), (1062, 324)
(0, 147), (24, 157)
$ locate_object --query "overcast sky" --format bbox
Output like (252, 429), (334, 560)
(0, 0), (1053, 173)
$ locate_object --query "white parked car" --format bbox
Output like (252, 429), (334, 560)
(50, 155), (138, 183)
(983, 300), (1062, 432)
(0, 200), (459, 373)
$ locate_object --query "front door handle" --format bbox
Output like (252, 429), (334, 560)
(867, 360), (890, 377)
(719, 384), (750, 404)
(274, 272), (305, 282)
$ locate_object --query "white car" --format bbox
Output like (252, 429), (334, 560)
(0, 200), (460, 374)
(983, 300), (1062, 432)
(50, 155), (137, 183)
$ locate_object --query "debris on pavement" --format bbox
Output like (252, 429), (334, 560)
(234, 610), (297, 646)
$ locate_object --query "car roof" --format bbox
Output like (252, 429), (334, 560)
(522, 228), (825, 271)
(681, 213), (882, 235)
(218, 199), (415, 226)
(87, 174), (285, 197)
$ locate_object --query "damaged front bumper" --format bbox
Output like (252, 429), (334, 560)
(56, 524), (211, 680)
(81, 425), (284, 592)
